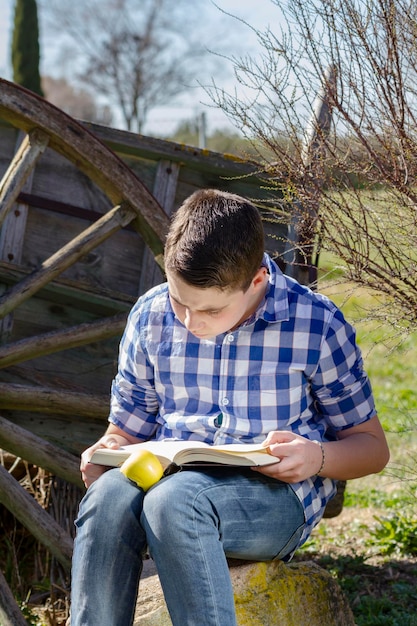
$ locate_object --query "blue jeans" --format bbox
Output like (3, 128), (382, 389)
(70, 467), (305, 626)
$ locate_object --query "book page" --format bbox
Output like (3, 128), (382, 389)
(174, 445), (277, 467)
(90, 440), (212, 468)
(90, 440), (277, 469)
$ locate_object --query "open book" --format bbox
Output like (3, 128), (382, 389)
(90, 439), (280, 471)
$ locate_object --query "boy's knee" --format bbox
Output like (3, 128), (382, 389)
(142, 471), (214, 533)
(142, 473), (196, 524)
(77, 468), (145, 528)
(143, 474), (183, 513)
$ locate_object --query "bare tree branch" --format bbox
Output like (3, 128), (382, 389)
(207, 0), (417, 333)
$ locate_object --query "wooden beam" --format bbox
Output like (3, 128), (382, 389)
(0, 128), (49, 229)
(0, 464), (73, 571)
(0, 569), (28, 626)
(0, 130), (38, 338)
(139, 159), (180, 294)
(0, 312), (127, 368)
(283, 65), (336, 285)
(0, 383), (108, 419)
(0, 415), (83, 487)
(83, 121), (264, 179)
(0, 260), (134, 316)
(0, 202), (136, 318)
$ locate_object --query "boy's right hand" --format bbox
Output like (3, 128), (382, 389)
(80, 434), (131, 488)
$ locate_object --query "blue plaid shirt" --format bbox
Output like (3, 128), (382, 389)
(110, 253), (376, 551)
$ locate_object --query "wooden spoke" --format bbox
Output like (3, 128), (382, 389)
(0, 312), (127, 368)
(0, 128), (49, 229)
(0, 383), (108, 419)
(0, 464), (73, 570)
(0, 202), (136, 318)
(0, 415), (82, 487)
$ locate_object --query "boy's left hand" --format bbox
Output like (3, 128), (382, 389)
(253, 415), (389, 483)
(253, 431), (324, 483)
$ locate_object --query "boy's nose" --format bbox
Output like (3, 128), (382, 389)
(184, 310), (204, 332)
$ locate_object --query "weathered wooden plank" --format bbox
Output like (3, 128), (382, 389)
(153, 160), (181, 215)
(0, 568), (28, 626)
(0, 414), (83, 487)
(0, 79), (170, 259)
(0, 464), (73, 570)
(283, 65), (336, 285)
(0, 412), (105, 456)
(0, 383), (108, 418)
(0, 131), (37, 339)
(0, 261), (134, 315)
(0, 312), (127, 368)
(85, 121), (264, 178)
(139, 160), (181, 294)
(0, 128), (49, 229)
(171, 158), (278, 203)
(0, 203), (136, 318)
(21, 204), (143, 298)
(0, 133), (34, 266)
(89, 122), (285, 219)
(28, 147), (112, 214)
(0, 122), (19, 167)
(0, 307), (119, 400)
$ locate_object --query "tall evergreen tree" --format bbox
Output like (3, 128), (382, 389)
(11, 0), (44, 96)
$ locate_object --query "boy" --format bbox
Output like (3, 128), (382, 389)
(70, 189), (389, 626)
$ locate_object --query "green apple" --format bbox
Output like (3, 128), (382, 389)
(120, 449), (164, 491)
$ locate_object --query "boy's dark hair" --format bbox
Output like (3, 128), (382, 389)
(164, 189), (265, 291)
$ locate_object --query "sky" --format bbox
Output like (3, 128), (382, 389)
(0, 0), (279, 136)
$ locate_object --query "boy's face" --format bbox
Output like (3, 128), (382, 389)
(167, 268), (268, 339)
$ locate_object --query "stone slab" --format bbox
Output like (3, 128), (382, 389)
(134, 559), (355, 626)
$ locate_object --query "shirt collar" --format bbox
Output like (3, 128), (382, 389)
(253, 253), (290, 324)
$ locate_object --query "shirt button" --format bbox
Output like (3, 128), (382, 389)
(227, 334), (234, 342)
(222, 398), (229, 406)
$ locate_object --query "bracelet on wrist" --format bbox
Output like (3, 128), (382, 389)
(314, 440), (325, 475)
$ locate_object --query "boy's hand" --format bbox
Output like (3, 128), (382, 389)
(80, 434), (132, 488)
(254, 415), (389, 483)
(253, 431), (324, 483)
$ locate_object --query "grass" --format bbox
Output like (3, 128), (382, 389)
(297, 266), (417, 625)
(298, 500), (417, 625)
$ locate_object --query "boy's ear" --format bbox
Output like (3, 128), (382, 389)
(252, 267), (268, 288)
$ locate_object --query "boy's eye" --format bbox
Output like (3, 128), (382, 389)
(206, 310), (220, 316)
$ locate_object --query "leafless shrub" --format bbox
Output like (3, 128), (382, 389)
(208, 0), (417, 333)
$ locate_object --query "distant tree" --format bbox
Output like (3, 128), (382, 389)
(40, 0), (215, 133)
(42, 76), (113, 126)
(169, 120), (257, 159)
(11, 0), (43, 96)
(207, 128), (258, 159)
(169, 120), (200, 147)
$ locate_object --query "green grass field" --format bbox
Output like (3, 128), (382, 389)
(304, 262), (417, 626)
(318, 263), (417, 456)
